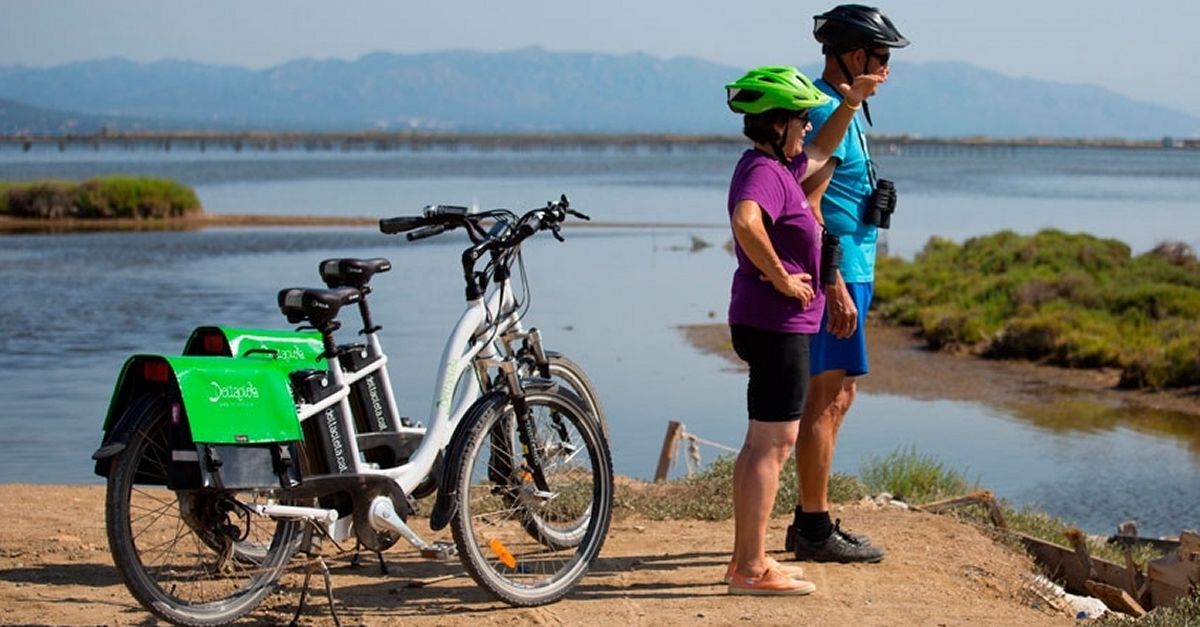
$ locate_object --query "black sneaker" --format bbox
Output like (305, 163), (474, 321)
(785, 519), (871, 552)
(790, 522), (885, 563)
(832, 519), (872, 547)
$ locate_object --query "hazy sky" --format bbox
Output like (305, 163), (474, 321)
(2, 0), (1198, 116)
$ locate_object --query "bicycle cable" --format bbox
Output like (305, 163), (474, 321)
(513, 247), (532, 327)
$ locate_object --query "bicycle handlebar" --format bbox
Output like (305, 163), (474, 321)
(380, 194), (586, 299)
(380, 195), (585, 247)
(423, 204), (472, 218)
(378, 216), (425, 234)
(406, 224), (448, 241)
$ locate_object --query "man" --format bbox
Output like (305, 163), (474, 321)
(787, 4), (909, 564)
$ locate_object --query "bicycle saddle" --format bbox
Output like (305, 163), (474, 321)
(277, 286), (361, 329)
(319, 258), (392, 289)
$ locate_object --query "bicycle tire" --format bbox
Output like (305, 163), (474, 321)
(449, 385), (613, 606)
(105, 397), (300, 626)
(544, 352), (608, 436)
(511, 354), (607, 548)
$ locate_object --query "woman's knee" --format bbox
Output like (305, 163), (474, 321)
(744, 421), (799, 455)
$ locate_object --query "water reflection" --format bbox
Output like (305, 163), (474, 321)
(1004, 397), (1200, 454)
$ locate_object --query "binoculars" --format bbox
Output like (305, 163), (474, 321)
(865, 179), (897, 229)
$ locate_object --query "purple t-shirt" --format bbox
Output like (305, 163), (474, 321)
(727, 149), (826, 334)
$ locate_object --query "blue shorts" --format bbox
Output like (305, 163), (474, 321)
(810, 282), (873, 377)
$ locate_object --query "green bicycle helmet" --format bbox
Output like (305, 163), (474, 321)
(725, 66), (831, 115)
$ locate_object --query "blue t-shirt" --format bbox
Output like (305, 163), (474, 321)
(805, 78), (878, 283)
(726, 149), (826, 334)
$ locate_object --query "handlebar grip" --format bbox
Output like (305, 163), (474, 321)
(423, 204), (471, 217)
(379, 216), (425, 234)
(407, 224), (448, 241)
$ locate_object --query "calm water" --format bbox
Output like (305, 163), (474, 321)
(2, 142), (1198, 536)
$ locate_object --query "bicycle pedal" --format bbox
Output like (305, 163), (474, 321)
(419, 541), (457, 561)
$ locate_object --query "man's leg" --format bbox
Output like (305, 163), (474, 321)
(788, 379), (882, 562)
(795, 369), (846, 514)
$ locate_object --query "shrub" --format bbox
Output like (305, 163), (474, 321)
(616, 456), (868, 521)
(0, 177), (202, 219)
(985, 315), (1061, 361)
(859, 445), (975, 504)
(5, 181), (76, 218)
(875, 229), (1200, 389)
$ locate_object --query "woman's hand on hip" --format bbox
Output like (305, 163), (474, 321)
(765, 272), (815, 307)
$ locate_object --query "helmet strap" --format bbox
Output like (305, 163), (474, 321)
(772, 124), (791, 166)
(834, 50), (874, 126)
(860, 51), (875, 126)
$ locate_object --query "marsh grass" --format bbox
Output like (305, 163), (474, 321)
(859, 445), (977, 504)
(0, 176), (201, 219)
(875, 229), (1200, 390)
(614, 456), (868, 521)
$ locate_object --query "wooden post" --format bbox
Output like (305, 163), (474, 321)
(915, 490), (1006, 528)
(1065, 527), (1097, 581)
(654, 421), (684, 482)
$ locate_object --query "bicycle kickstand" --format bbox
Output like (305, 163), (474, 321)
(291, 527), (343, 627)
(349, 541), (390, 575)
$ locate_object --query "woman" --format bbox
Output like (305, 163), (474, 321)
(723, 65), (884, 595)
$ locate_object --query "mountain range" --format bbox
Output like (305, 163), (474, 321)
(1, 47), (1196, 139)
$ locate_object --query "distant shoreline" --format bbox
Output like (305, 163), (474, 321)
(2, 130), (1196, 152)
(0, 213), (724, 234)
(681, 319), (1200, 418)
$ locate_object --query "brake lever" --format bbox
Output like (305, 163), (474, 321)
(551, 223), (565, 242)
(567, 208), (591, 221)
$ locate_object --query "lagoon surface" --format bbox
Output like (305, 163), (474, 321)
(2, 142), (1198, 536)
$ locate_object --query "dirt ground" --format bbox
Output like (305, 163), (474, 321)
(0, 484), (1075, 627)
(4, 320), (1190, 625)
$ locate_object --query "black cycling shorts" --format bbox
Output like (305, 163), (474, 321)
(729, 324), (811, 423)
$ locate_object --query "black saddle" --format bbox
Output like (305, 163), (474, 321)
(278, 286), (361, 329)
(319, 258), (392, 289)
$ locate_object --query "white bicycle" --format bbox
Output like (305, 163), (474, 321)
(95, 197), (613, 625)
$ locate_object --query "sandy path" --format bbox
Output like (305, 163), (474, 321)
(0, 484), (1075, 626)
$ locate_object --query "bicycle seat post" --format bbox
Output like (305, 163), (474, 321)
(357, 291), (382, 336)
(319, 258), (391, 335)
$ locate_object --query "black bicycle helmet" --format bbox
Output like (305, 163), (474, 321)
(813, 4), (910, 54)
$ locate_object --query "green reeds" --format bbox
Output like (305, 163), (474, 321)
(0, 176), (202, 219)
(875, 229), (1200, 390)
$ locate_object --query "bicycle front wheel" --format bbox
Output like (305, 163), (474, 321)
(105, 397), (300, 626)
(450, 385), (613, 606)
(544, 352), (608, 436)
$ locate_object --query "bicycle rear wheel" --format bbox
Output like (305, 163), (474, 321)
(450, 386), (613, 606)
(105, 398), (300, 626)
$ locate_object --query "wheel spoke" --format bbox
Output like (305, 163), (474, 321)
(452, 389), (611, 605)
(105, 400), (298, 623)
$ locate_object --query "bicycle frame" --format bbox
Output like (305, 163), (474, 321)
(265, 269), (528, 521)
(297, 273), (524, 497)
